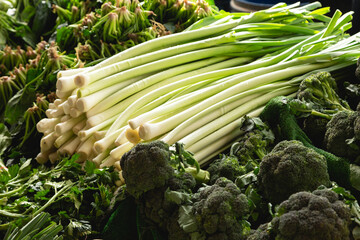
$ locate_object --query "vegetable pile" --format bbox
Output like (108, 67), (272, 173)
(2, 0), (360, 239)
(36, 2), (360, 174)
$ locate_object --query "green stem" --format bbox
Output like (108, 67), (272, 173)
(0, 209), (25, 218)
(32, 183), (74, 216)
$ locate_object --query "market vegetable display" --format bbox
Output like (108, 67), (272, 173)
(3, 0), (360, 239)
(35, 2), (360, 176)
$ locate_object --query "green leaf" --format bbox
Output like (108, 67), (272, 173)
(178, 205), (198, 233)
(14, 25), (37, 48)
(102, 197), (138, 240)
(164, 188), (191, 205)
(204, 0), (215, 6)
(84, 160), (96, 175)
(26, 68), (42, 84)
(0, 123), (11, 157)
(4, 88), (36, 125)
(18, 158), (32, 177)
(8, 164), (20, 179)
(31, 0), (56, 37)
(0, 29), (6, 47)
(20, 5), (36, 22)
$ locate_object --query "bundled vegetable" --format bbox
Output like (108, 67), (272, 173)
(54, 0), (217, 62)
(34, 2), (360, 177)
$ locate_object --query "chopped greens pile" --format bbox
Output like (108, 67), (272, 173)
(0, 155), (121, 239)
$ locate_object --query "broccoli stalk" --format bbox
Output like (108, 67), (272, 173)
(259, 95), (359, 192)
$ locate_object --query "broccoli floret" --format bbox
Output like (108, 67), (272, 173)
(167, 171), (197, 193)
(232, 117), (275, 166)
(247, 223), (272, 240)
(257, 140), (331, 204)
(191, 177), (250, 240)
(248, 188), (352, 240)
(207, 155), (245, 184)
(324, 110), (360, 163)
(296, 71), (351, 112)
(120, 140), (174, 198)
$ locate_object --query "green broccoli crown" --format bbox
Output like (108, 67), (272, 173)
(207, 155), (245, 184)
(192, 177), (250, 240)
(257, 140), (331, 204)
(120, 140), (174, 198)
(271, 189), (351, 240)
(324, 110), (360, 162)
(248, 189), (352, 240)
(296, 71), (351, 111)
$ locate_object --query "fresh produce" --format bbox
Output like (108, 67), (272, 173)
(256, 140), (331, 204)
(54, 0), (217, 62)
(36, 2), (360, 177)
(106, 127), (360, 239)
(0, 0), (219, 165)
(0, 156), (121, 239)
(104, 140), (208, 239)
(0, 11), (36, 48)
(248, 188), (353, 240)
(3, 0), (360, 239)
(3, 212), (63, 240)
(0, 42), (80, 162)
(106, 140), (250, 240)
(206, 116), (274, 184)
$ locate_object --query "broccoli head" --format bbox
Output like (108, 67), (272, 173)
(120, 140), (174, 199)
(191, 177), (250, 240)
(323, 110), (360, 162)
(207, 155), (245, 184)
(257, 140), (331, 204)
(248, 188), (352, 240)
(296, 71), (351, 112)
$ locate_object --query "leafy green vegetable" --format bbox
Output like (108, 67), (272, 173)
(0, 155), (121, 239)
(3, 212), (63, 240)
